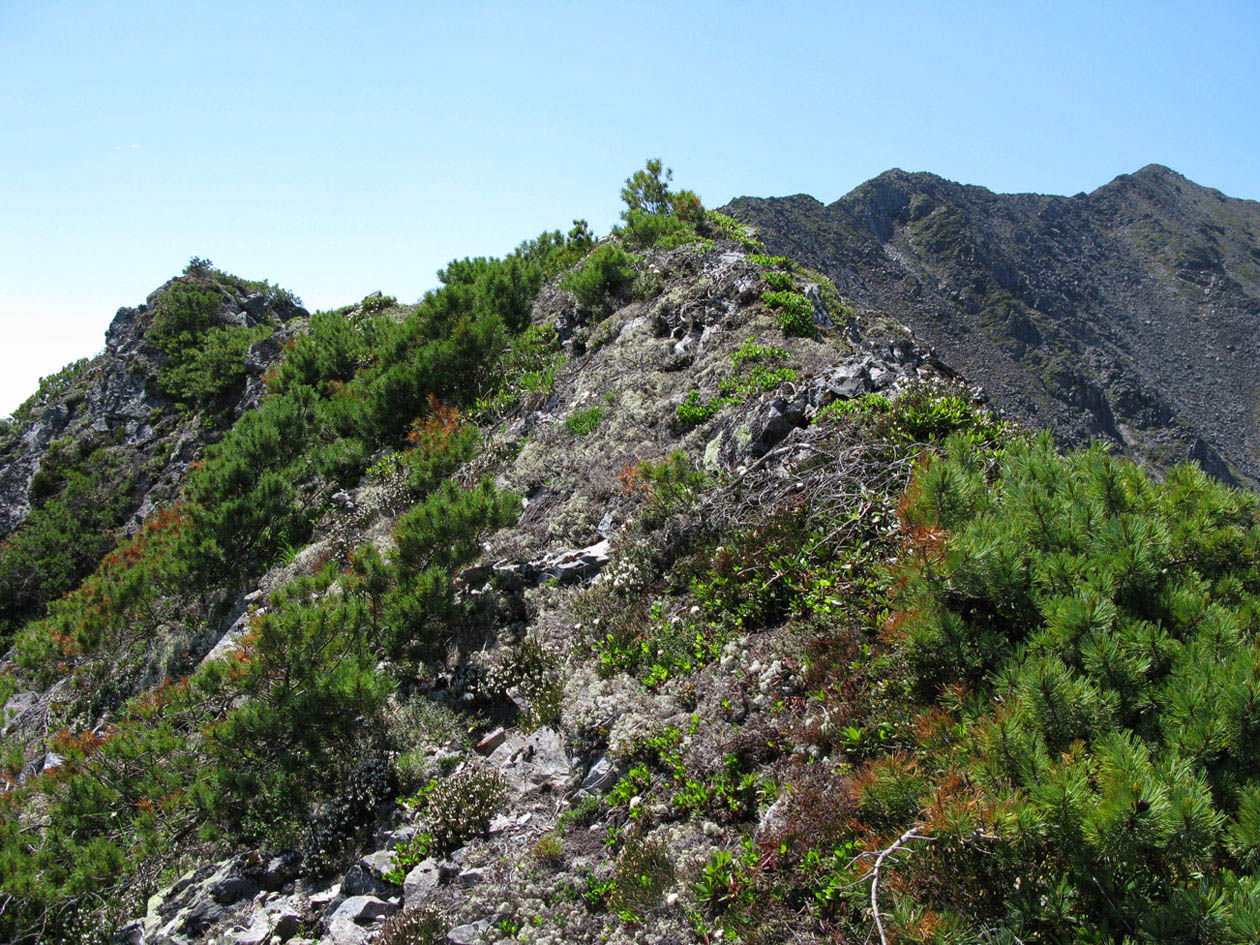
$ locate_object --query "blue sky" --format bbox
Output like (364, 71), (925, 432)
(2, 0), (1257, 415)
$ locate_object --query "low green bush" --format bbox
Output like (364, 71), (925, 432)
(819, 379), (1011, 448)
(0, 445), (129, 639)
(675, 340), (799, 429)
(561, 243), (637, 311)
(704, 211), (763, 249)
(748, 253), (793, 270)
(146, 265), (298, 405)
(730, 338), (789, 366)
(565, 406), (603, 436)
(620, 210), (695, 250)
(391, 767), (508, 874)
(608, 838), (675, 921)
(762, 270), (793, 292)
(761, 290), (815, 337)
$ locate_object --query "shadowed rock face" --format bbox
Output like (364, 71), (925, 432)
(724, 165), (1260, 486)
(0, 277), (305, 541)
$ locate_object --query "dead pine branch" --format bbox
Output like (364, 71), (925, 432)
(869, 826), (930, 945)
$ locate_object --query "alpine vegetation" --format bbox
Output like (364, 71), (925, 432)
(1, 161), (1259, 945)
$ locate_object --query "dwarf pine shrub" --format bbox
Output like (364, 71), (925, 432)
(880, 432), (1260, 940)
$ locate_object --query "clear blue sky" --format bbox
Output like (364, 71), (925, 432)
(2, 1), (1257, 415)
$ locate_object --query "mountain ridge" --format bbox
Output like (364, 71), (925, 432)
(5, 163), (1260, 945)
(723, 164), (1260, 486)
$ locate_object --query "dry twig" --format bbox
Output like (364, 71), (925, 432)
(870, 826), (928, 945)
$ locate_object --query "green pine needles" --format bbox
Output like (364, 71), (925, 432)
(883, 432), (1260, 941)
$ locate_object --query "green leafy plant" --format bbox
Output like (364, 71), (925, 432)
(748, 253), (792, 269)
(565, 406), (603, 436)
(608, 838), (675, 922)
(674, 341), (798, 428)
(730, 338), (789, 367)
(819, 379), (1010, 448)
(762, 270), (793, 291)
(762, 289), (816, 337)
(704, 211), (763, 250)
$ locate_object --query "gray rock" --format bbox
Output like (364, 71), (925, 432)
(1, 690), (37, 726)
(154, 899), (229, 945)
(447, 917), (499, 945)
(803, 284), (833, 327)
(261, 852), (300, 891)
(378, 823), (418, 851)
(869, 365), (895, 390)
(339, 864), (393, 899)
(270, 908), (303, 942)
(475, 727), (507, 755)
(359, 849), (398, 882)
(746, 397), (808, 458)
(402, 858), (440, 909)
(308, 882), (341, 909)
(825, 360), (873, 400)
(488, 727), (574, 794)
(577, 755), (623, 797)
(437, 859), (463, 884)
(329, 895), (396, 924)
(323, 918), (370, 945)
(537, 538), (611, 585)
(234, 905), (302, 945)
(208, 870), (258, 905)
(232, 925), (272, 945)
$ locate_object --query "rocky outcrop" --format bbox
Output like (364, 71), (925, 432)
(0, 276), (305, 541)
(724, 164), (1260, 486)
(105, 239), (958, 945)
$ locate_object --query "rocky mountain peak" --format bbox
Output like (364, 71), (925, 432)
(0, 264), (306, 637)
(724, 165), (1260, 486)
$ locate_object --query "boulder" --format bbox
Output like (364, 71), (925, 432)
(323, 918), (370, 945)
(488, 727), (574, 794)
(208, 867), (258, 906)
(325, 894), (398, 942)
(746, 397), (808, 458)
(1, 690), (37, 727)
(576, 755), (624, 798)
(474, 727), (508, 756)
(260, 852), (301, 891)
(537, 539), (611, 585)
(339, 863), (394, 899)
(825, 360), (872, 400)
(232, 924), (272, 945)
(359, 849), (398, 882)
(402, 858), (440, 909)
(447, 917), (502, 945)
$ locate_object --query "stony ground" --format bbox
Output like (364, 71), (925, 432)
(98, 241), (953, 945)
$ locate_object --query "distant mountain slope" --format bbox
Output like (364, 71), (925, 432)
(724, 165), (1260, 485)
